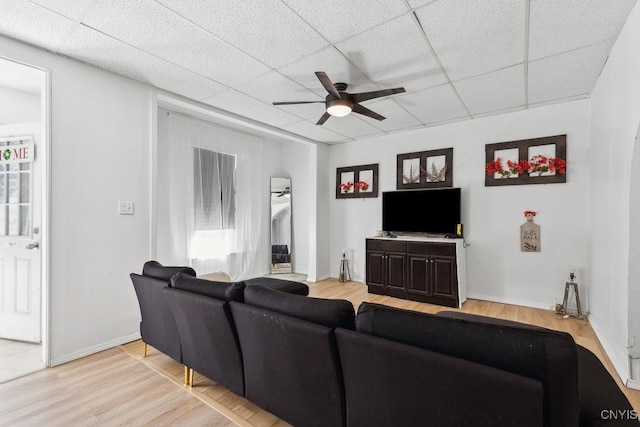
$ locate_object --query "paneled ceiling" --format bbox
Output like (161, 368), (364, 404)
(0, 0), (636, 144)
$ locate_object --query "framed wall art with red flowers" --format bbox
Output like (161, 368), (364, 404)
(396, 148), (453, 189)
(336, 163), (379, 199)
(485, 135), (567, 187)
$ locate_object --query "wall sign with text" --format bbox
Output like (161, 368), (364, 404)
(0, 141), (35, 164)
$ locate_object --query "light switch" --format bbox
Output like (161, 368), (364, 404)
(118, 201), (134, 215)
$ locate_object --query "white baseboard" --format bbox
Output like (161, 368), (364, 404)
(466, 293), (551, 311)
(49, 332), (141, 367)
(589, 317), (630, 385)
(627, 378), (640, 390)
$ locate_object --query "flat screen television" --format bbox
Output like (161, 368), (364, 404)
(382, 188), (461, 235)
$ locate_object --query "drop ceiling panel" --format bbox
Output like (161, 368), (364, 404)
(156, 0), (329, 69)
(29, 0), (97, 21)
(362, 99), (422, 132)
(234, 70), (322, 107)
(528, 41), (611, 105)
(416, 0), (525, 81)
(283, 0), (408, 44)
(83, 0), (270, 86)
(454, 65), (525, 116)
(321, 114), (383, 139)
(529, 0), (637, 60)
(281, 120), (349, 144)
(201, 89), (301, 128)
(278, 46), (378, 97)
(0, 0), (76, 51)
(0, 0), (636, 145)
(395, 84), (469, 124)
(335, 14), (448, 92)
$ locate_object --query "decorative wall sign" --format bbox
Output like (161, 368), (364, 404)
(336, 163), (379, 199)
(396, 148), (453, 189)
(485, 135), (567, 186)
(520, 210), (541, 252)
(0, 139), (34, 165)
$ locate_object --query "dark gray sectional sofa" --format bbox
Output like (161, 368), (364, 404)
(131, 262), (637, 427)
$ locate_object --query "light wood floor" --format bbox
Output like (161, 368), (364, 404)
(1, 279), (638, 426)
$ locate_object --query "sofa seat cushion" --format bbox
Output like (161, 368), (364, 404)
(243, 285), (355, 330)
(171, 272), (245, 302)
(244, 276), (309, 296)
(357, 302), (579, 427)
(142, 260), (196, 280)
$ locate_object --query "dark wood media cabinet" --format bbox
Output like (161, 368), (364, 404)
(365, 237), (467, 308)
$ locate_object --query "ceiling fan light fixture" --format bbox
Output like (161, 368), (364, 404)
(326, 99), (353, 117)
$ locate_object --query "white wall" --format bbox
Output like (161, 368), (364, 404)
(589, 1), (640, 383)
(330, 100), (591, 310)
(0, 35), (153, 365)
(0, 87), (39, 123)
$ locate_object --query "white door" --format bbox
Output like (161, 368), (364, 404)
(0, 136), (41, 343)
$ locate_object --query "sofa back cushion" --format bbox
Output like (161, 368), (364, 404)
(142, 260), (196, 280)
(242, 285), (355, 330)
(335, 327), (544, 427)
(356, 302), (579, 427)
(230, 301), (348, 426)
(163, 287), (244, 396)
(130, 273), (182, 362)
(170, 272), (245, 302)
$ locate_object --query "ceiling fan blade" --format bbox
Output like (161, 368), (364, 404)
(352, 103), (386, 121)
(315, 72), (341, 98)
(351, 87), (406, 103)
(316, 112), (331, 125)
(273, 100), (324, 105)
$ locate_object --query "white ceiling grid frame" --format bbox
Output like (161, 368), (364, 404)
(155, 0), (330, 69)
(335, 14), (448, 93)
(282, 0), (409, 44)
(415, 0), (527, 82)
(81, 0), (271, 87)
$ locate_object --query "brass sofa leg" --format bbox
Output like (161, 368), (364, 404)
(184, 366), (189, 385)
(143, 342), (147, 357)
(189, 368), (194, 387)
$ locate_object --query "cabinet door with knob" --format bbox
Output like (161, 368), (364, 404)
(407, 242), (458, 307)
(365, 239), (407, 299)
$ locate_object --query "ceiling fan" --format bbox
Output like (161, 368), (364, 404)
(273, 72), (406, 125)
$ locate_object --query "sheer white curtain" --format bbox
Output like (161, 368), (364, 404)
(157, 109), (265, 280)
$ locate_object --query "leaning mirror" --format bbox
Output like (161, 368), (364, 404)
(271, 177), (292, 274)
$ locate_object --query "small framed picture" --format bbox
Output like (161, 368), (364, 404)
(336, 163), (379, 199)
(397, 148), (453, 189)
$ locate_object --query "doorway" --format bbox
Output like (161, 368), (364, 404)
(0, 57), (48, 383)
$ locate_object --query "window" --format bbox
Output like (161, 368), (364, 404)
(193, 148), (236, 231)
(0, 139), (31, 237)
